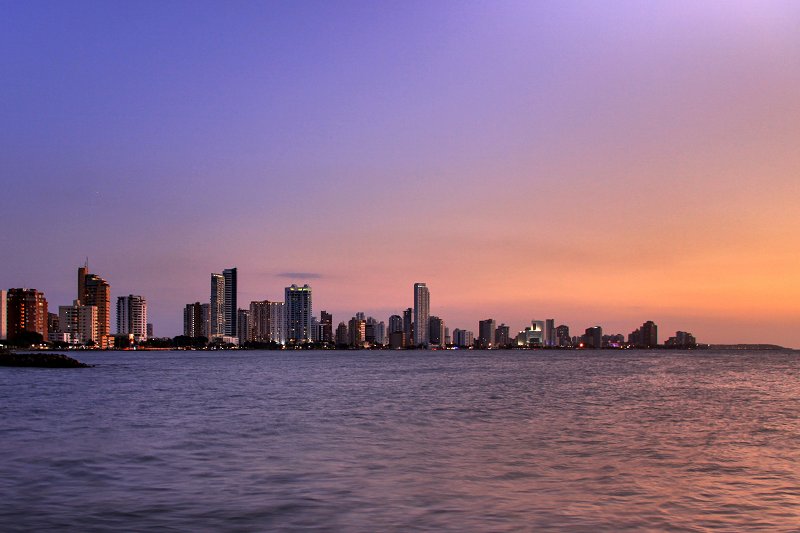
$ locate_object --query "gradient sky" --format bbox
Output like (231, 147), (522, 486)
(2, 1), (799, 347)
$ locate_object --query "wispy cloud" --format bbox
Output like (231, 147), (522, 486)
(277, 272), (323, 279)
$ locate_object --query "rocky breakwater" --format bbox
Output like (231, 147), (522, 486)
(0, 351), (93, 368)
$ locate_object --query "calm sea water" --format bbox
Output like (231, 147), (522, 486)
(1, 349), (799, 531)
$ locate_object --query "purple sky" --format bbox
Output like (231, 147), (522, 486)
(2, 1), (800, 346)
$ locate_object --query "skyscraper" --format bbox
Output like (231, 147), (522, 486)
(545, 319), (556, 347)
(47, 312), (60, 342)
(413, 282), (430, 347)
(59, 300), (98, 344)
(556, 324), (570, 347)
(516, 321), (546, 347)
(183, 302), (204, 338)
(642, 320), (658, 348)
(237, 308), (249, 342)
(429, 316), (445, 347)
(285, 284), (312, 343)
(269, 301), (286, 344)
(453, 328), (474, 348)
(6, 288), (48, 342)
(629, 321), (658, 348)
(200, 303), (210, 338)
(116, 295), (147, 341)
(335, 322), (348, 347)
(249, 300), (270, 343)
(79, 265), (110, 339)
(495, 323), (510, 348)
(348, 316), (366, 347)
(374, 320), (386, 346)
(402, 308), (413, 348)
(0, 289), (6, 340)
(583, 326), (603, 349)
(250, 300), (286, 344)
(388, 314), (403, 335)
(320, 311), (333, 343)
(223, 268), (237, 336)
(210, 273), (225, 337)
(309, 315), (321, 342)
(478, 318), (496, 349)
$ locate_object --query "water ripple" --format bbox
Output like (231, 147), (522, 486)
(1, 350), (800, 531)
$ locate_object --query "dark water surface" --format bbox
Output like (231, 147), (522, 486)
(2, 350), (800, 531)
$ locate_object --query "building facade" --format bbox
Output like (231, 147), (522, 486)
(79, 265), (110, 339)
(285, 284), (312, 343)
(335, 322), (348, 346)
(59, 300), (98, 344)
(628, 321), (658, 348)
(223, 267), (237, 336)
(556, 324), (570, 347)
(6, 288), (48, 342)
(478, 318), (496, 349)
(402, 308), (413, 348)
(0, 289), (6, 340)
(583, 326), (603, 349)
(320, 311), (333, 343)
(250, 300), (286, 344)
(237, 308), (249, 342)
(429, 316), (445, 347)
(117, 295), (147, 341)
(413, 282), (430, 347)
(545, 319), (556, 347)
(516, 321), (546, 347)
(453, 328), (474, 348)
(210, 273), (225, 337)
(184, 302), (204, 338)
(249, 300), (270, 342)
(495, 323), (510, 348)
(348, 317), (366, 347)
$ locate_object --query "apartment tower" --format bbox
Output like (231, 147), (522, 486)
(117, 295), (147, 341)
(285, 284), (312, 343)
(79, 264), (110, 339)
(413, 282), (430, 347)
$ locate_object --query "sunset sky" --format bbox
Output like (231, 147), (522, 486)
(2, 1), (799, 347)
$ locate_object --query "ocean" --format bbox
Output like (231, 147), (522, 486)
(1, 349), (799, 531)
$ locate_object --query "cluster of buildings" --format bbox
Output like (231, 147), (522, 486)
(181, 270), (698, 350)
(183, 268), (319, 346)
(1, 263), (150, 348)
(1, 263), (698, 350)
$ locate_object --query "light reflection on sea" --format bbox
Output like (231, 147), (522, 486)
(1, 349), (799, 531)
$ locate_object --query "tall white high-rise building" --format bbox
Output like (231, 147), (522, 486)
(210, 273), (225, 337)
(0, 289), (6, 340)
(285, 284), (312, 343)
(117, 295), (147, 341)
(413, 282), (430, 347)
(269, 301), (286, 344)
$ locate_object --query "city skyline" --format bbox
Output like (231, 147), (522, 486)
(2, 2), (800, 347)
(0, 263), (742, 349)
(1, 259), (797, 347)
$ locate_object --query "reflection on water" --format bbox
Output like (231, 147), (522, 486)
(1, 350), (799, 531)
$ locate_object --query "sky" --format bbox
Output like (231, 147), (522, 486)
(2, 1), (799, 347)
